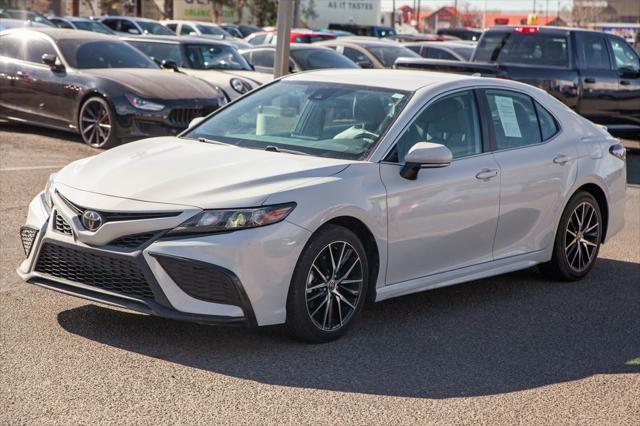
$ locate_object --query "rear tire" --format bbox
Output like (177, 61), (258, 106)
(286, 225), (369, 343)
(540, 191), (603, 281)
(79, 97), (118, 149)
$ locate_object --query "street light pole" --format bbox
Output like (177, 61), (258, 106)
(274, 0), (294, 79)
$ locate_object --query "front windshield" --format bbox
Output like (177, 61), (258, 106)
(137, 21), (174, 35)
(367, 45), (420, 67)
(185, 44), (252, 70)
(128, 41), (183, 66)
(186, 81), (409, 160)
(73, 21), (114, 34)
(59, 40), (159, 69)
(197, 24), (229, 36)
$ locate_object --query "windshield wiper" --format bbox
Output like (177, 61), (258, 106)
(264, 145), (310, 156)
(197, 137), (234, 147)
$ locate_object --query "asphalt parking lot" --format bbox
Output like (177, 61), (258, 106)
(1, 123), (639, 425)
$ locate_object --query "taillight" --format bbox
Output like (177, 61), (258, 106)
(609, 143), (626, 160)
(515, 26), (539, 33)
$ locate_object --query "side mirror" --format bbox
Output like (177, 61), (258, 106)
(161, 59), (180, 72)
(188, 116), (205, 128)
(42, 53), (64, 72)
(356, 60), (373, 69)
(128, 28), (140, 34)
(400, 142), (452, 180)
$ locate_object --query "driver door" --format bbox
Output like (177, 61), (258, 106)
(380, 90), (501, 284)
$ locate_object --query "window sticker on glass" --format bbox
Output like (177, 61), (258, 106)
(494, 96), (522, 138)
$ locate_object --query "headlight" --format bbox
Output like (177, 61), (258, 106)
(230, 78), (251, 94)
(43, 173), (56, 213)
(125, 94), (165, 111)
(167, 203), (296, 236)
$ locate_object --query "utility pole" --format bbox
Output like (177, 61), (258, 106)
(416, 0), (421, 32)
(274, 0), (294, 78)
(391, 0), (396, 31)
(454, 0), (458, 28)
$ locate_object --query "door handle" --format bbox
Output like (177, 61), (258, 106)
(553, 154), (571, 165)
(620, 80), (631, 86)
(584, 77), (596, 83)
(475, 168), (498, 180)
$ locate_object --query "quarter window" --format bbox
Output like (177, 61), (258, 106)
(484, 90), (542, 149)
(392, 90), (482, 162)
(535, 102), (559, 141)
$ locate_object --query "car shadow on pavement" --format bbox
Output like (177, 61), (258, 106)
(57, 257), (640, 399)
(0, 122), (84, 144)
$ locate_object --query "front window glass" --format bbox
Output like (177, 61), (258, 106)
(138, 21), (174, 35)
(609, 38), (640, 73)
(58, 40), (158, 69)
(580, 34), (611, 70)
(485, 89), (542, 149)
(186, 81), (409, 160)
(290, 49), (359, 70)
(129, 41), (183, 66)
(367, 45), (420, 67)
(197, 24), (229, 36)
(73, 21), (114, 34)
(25, 37), (56, 63)
(184, 44), (252, 70)
(391, 90), (481, 162)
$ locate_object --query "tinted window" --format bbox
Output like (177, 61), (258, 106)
(608, 37), (640, 73)
(138, 21), (173, 35)
(535, 102), (559, 140)
(0, 34), (23, 59)
(73, 21), (114, 34)
(393, 90), (482, 162)
(165, 23), (177, 32)
(252, 49), (274, 68)
(101, 19), (119, 31)
(475, 32), (569, 67)
(120, 20), (140, 34)
(58, 40), (158, 69)
(186, 81), (408, 161)
(449, 45), (474, 61)
(290, 49), (359, 70)
(485, 90), (542, 149)
(580, 34), (611, 70)
(185, 44), (252, 70)
(248, 34), (267, 45)
(52, 18), (73, 29)
(342, 47), (373, 68)
(129, 41), (183, 66)
(196, 24), (228, 36)
(367, 45), (420, 67)
(406, 45), (421, 54)
(25, 37), (56, 63)
(180, 24), (195, 35)
(425, 47), (458, 60)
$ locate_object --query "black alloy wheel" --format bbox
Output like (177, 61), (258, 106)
(79, 97), (118, 149)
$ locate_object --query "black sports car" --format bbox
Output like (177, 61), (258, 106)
(0, 28), (225, 148)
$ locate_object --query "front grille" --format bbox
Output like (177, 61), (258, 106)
(168, 106), (217, 127)
(57, 193), (181, 224)
(155, 255), (241, 305)
(35, 243), (154, 300)
(109, 232), (157, 249)
(134, 120), (179, 136)
(53, 212), (72, 235)
(20, 226), (38, 257)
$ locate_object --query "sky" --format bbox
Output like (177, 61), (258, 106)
(380, 0), (575, 13)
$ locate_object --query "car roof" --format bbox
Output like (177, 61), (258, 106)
(283, 69), (475, 91)
(121, 34), (234, 47)
(3, 27), (116, 40)
(485, 25), (594, 35)
(404, 41), (475, 48)
(318, 36), (402, 47)
(101, 15), (159, 22)
(240, 43), (331, 52)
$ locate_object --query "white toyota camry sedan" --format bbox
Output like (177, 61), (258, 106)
(18, 70), (626, 342)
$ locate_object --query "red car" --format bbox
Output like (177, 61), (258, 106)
(245, 29), (336, 45)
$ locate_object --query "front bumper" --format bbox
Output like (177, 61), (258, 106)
(17, 187), (311, 327)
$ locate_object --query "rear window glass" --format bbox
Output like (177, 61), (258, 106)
(475, 31), (569, 67)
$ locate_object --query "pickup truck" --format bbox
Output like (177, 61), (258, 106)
(395, 26), (640, 137)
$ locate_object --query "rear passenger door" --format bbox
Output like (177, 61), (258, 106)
(575, 32), (619, 125)
(485, 89), (578, 259)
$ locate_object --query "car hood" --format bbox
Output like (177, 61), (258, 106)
(55, 137), (352, 209)
(82, 68), (221, 100)
(184, 69), (273, 86)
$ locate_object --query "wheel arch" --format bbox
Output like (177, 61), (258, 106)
(315, 216), (381, 303)
(573, 182), (609, 242)
(76, 90), (113, 127)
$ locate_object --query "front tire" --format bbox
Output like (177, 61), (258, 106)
(540, 191), (603, 281)
(79, 97), (118, 149)
(286, 225), (369, 343)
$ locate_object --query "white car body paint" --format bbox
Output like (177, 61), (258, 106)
(18, 70), (626, 327)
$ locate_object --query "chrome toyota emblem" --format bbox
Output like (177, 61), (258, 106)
(81, 210), (103, 231)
